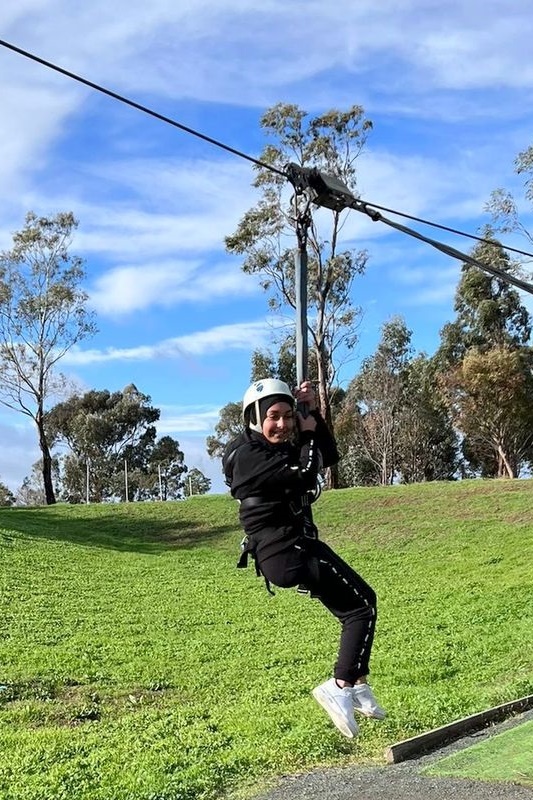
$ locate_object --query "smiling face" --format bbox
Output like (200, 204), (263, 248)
(261, 401), (295, 444)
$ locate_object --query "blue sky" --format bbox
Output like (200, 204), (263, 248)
(1, 1), (533, 495)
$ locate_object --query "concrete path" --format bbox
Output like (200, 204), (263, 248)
(252, 710), (533, 800)
(252, 765), (532, 800)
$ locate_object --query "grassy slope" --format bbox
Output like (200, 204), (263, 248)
(0, 480), (532, 800)
(423, 719), (533, 786)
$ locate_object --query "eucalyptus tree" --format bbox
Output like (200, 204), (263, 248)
(250, 336), (298, 388)
(16, 457), (60, 506)
(146, 435), (187, 500)
(486, 143), (533, 247)
(0, 212), (97, 504)
(46, 384), (160, 502)
(395, 354), (459, 483)
(435, 233), (532, 476)
(436, 233), (530, 368)
(225, 103), (372, 486)
(0, 481), (15, 507)
(440, 346), (533, 478)
(206, 402), (243, 460)
(340, 317), (412, 486)
(186, 468), (211, 496)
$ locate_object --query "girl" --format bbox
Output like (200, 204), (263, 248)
(223, 378), (385, 738)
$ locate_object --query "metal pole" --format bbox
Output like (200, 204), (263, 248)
(293, 198), (315, 526)
(294, 239), (308, 386)
(86, 459), (90, 504)
(189, 475), (193, 497)
(158, 464), (163, 501)
(294, 196), (312, 411)
(124, 458), (129, 502)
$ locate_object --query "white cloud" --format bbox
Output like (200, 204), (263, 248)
(2, 2), (533, 121)
(88, 260), (258, 315)
(15, 158), (259, 258)
(411, 15), (533, 91)
(157, 405), (222, 434)
(63, 318), (283, 365)
(356, 147), (516, 225)
(2, 4), (531, 273)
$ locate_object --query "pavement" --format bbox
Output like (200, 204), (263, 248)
(251, 709), (533, 800)
(251, 767), (533, 800)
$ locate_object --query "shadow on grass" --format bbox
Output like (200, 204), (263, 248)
(0, 505), (238, 554)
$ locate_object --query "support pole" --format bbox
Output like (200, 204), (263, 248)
(294, 235), (308, 386)
(293, 195), (312, 405)
(293, 194), (316, 526)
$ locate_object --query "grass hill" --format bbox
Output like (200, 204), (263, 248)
(0, 479), (532, 800)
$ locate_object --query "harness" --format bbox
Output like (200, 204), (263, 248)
(236, 529), (274, 594)
(236, 492), (320, 595)
(224, 435), (322, 595)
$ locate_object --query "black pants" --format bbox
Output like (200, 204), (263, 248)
(258, 538), (377, 684)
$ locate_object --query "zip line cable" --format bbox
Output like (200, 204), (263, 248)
(1, 38), (533, 264)
(0, 39), (287, 180)
(353, 201), (533, 296)
(353, 201), (533, 260)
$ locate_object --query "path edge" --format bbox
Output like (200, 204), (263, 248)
(384, 694), (533, 764)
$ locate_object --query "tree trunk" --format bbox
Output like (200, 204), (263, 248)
(37, 418), (56, 505)
(497, 443), (515, 478)
(380, 438), (386, 485)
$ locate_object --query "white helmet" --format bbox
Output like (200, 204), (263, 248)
(242, 378), (295, 433)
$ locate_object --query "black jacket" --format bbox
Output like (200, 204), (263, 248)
(223, 411), (339, 561)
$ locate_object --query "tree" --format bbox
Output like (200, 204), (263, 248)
(186, 468), (211, 496)
(340, 317), (412, 485)
(249, 333), (334, 391)
(0, 212), (97, 505)
(225, 104), (372, 486)
(0, 480), (15, 506)
(395, 355), (459, 483)
(147, 436), (187, 500)
(206, 401), (243, 460)
(16, 458), (60, 506)
(46, 385), (160, 502)
(335, 404), (380, 487)
(440, 347), (533, 478)
(436, 233), (530, 368)
(435, 234), (532, 475)
(250, 336), (299, 388)
(486, 144), (533, 247)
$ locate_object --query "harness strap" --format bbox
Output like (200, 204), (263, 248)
(237, 535), (275, 595)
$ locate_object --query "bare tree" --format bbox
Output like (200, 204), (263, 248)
(0, 212), (97, 504)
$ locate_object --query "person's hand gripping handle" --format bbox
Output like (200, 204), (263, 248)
(295, 381), (317, 430)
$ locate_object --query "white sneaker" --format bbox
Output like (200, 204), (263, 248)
(351, 683), (386, 719)
(312, 678), (359, 738)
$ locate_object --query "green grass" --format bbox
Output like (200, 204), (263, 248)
(0, 480), (532, 799)
(423, 720), (533, 787)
